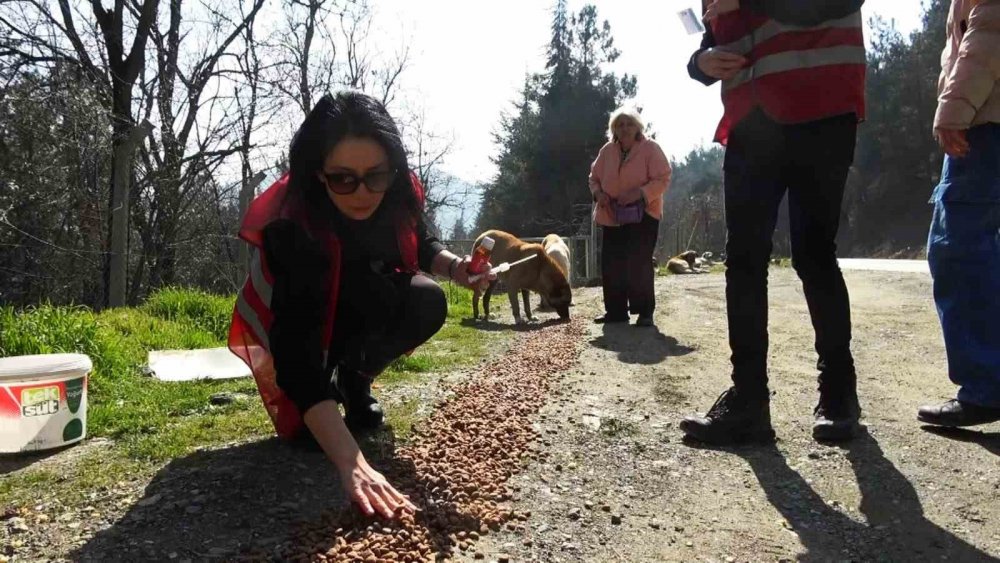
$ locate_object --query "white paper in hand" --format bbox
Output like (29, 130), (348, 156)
(678, 8), (705, 35)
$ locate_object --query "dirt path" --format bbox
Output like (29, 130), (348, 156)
(467, 269), (1000, 562)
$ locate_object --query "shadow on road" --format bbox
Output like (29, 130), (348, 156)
(685, 429), (994, 561)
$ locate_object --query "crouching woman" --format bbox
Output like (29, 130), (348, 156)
(229, 91), (490, 519)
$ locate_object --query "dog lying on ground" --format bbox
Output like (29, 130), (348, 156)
(695, 251), (714, 270)
(539, 234), (571, 311)
(472, 230), (572, 323)
(667, 250), (710, 274)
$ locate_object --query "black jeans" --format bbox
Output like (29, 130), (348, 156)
(601, 212), (659, 318)
(723, 109), (857, 395)
(334, 273), (448, 378)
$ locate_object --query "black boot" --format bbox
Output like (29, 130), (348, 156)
(918, 399), (1000, 427)
(680, 386), (775, 445)
(635, 314), (654, 327)
(336, 368), (384, 431)
(813, 382), (862, 442)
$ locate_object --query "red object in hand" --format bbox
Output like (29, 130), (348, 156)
(468, 236), (495, 274)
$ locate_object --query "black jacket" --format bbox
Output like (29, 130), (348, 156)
(263, 210), (443, 415)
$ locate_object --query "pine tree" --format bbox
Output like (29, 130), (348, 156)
(478, 3), (635, 237)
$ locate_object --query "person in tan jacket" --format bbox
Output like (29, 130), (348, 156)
(588, 107), (671, 327)
(918, 0), (1000, 427)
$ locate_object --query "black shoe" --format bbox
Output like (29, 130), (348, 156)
(680, 386), (775, 445)
(594, 314), (628, 324)
(337, 368), (384, 431)
(918, 399), (1000, 427)
(813, 384), (862, 442)
(635, 315), (654, 327)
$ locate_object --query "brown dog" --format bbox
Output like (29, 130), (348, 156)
(667, 250), (705, 274)
(472, 230), (572, 323)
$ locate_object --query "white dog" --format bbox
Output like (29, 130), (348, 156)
(539, 234), (571, 310)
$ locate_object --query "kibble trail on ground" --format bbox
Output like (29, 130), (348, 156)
(241, 319), (585, 562)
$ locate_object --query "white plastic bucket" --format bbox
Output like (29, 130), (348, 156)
(0, 354), (91, 453)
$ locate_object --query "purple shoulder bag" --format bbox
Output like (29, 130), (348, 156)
(612, 199), (645, 225)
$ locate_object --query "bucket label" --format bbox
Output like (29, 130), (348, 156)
(66, 378), (84, 413)
(21, 386), (61, 417)
(1, 376), (88, 452)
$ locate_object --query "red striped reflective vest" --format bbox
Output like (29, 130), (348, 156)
(228, 171), (423, 439)
(711, 9), (867, 144)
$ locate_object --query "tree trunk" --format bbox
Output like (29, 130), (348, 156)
(237, 171), (267, 281)
(107, 113), (151, 307)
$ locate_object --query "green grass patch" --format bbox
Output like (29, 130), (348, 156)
(0, 450), (152, 508)
(141, 287), (235, 341)
(384, 398), (420, 444)
(0, 468), (60, 503)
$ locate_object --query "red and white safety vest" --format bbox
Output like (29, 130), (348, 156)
(228, 171), (423, 439)
(710, 9), (867, 144)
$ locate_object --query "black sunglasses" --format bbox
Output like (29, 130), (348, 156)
(322, 168), (397, 195)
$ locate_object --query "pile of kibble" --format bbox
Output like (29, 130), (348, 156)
(244, 319), (584, 562)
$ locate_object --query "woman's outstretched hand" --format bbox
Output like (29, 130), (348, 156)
(302, 401), (417, 520)
(339, 456), (418, 519)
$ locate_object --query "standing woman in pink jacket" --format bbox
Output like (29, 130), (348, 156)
(588, 107), (672, 327)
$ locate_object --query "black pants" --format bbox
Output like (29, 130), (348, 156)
(601, 213), (659, 318)
(724, 109), (857, 394)
(334, 273), (447, 378)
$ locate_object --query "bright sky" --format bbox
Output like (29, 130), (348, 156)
(374, 0), (926, 187)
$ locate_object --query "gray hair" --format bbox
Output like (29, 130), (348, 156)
(607, 106), (646, 143)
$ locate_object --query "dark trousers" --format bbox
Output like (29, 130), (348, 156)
(723, 109), (857, 394)
(335, 273), (447, 378)
(601, 212), (659, 318)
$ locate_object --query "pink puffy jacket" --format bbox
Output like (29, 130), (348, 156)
(935, 0), (1000, 130)
(588, 139), (672, 227)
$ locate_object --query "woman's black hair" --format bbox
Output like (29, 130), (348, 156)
(286, 91), (421, 228)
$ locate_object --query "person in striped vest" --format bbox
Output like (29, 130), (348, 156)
(228, 92), (492, 519)
(679, 0), (867, 445)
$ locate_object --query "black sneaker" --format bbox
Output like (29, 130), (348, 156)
(594, 314), (628, 324)
(635, 315), (654, 327)
(680, 386), (775, 445)
(813, 384), (862, 442)
(336, 368), (384, 431)
(918, 399), (1000, 427)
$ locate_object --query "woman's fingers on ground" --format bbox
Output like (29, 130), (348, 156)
(351, 485), (375, 517)
(362, 481), (396, 519)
